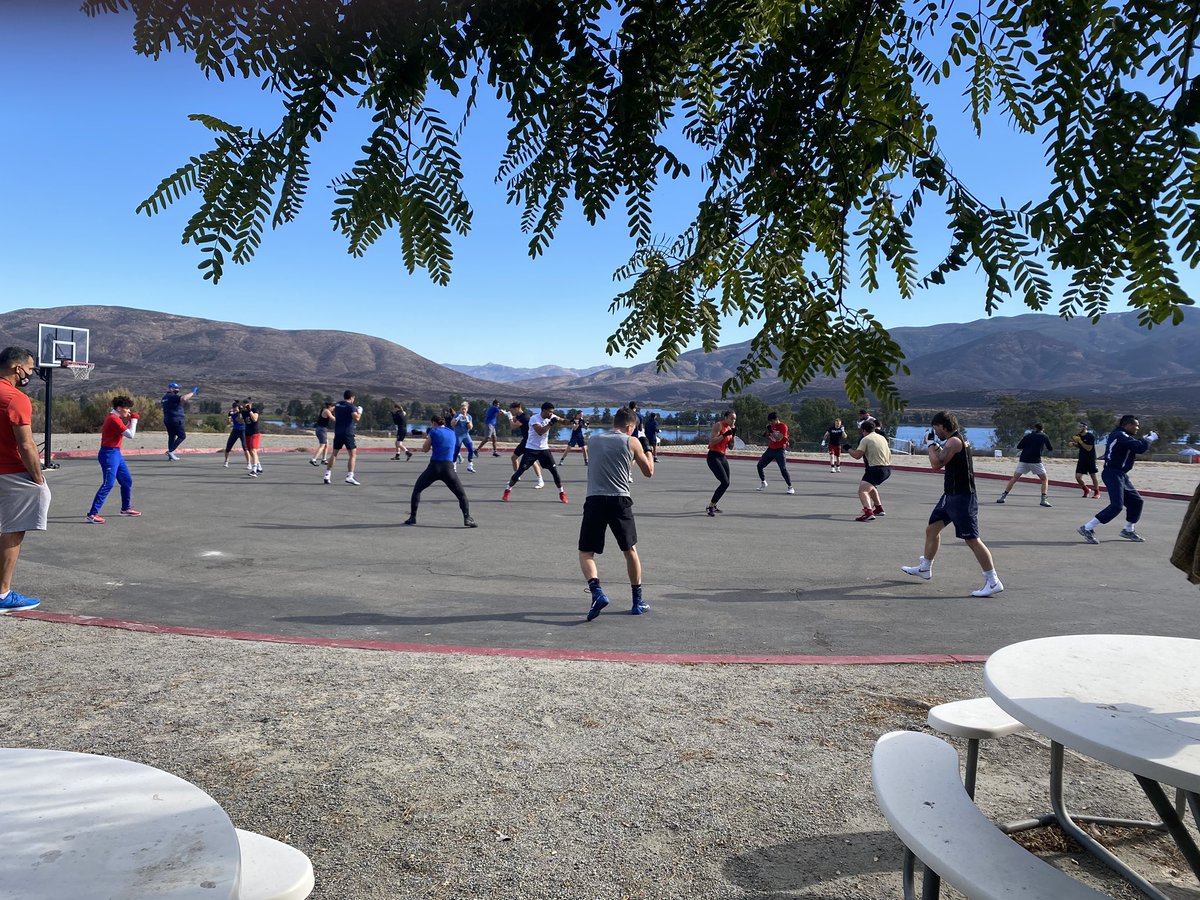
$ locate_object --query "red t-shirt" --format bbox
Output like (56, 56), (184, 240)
(0, 380), (33, 475)
(766, 422), (789, 450)
(101, 412), (129, 449)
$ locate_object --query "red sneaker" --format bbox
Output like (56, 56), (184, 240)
(559, 490), (569, 504)
(86, 514), (105, 524)
(502, 487), (512, 502)
(872, 506), (885, 517)
(120, 508), (142, 517)
(855, 509), (876, 522)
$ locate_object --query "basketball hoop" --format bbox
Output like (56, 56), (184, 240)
(61, 361), (95, 381)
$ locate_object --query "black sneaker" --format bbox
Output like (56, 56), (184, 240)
(463, 516), (478, 528)
(1077, 525), (1099, 544)
(403, 516), (417, 525)
(1118, 529), (1145, 542)
(586, 592), (609, 621)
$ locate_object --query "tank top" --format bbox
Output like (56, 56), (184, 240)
(587, 431), (634, 497)
(943, 432), (976, 496)
(708, 424), (735, 454)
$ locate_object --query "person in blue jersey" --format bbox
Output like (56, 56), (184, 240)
(222, 400), (246, 469)
(324, 390), (362, 485)
(404, 415), (476, 527)
(484, 399), (503, 457)
(160, 382), (197, 460)
(1078, 415), (1159, 544)
(559, 412), (589, 466)
(643, 411), (660, 461)
(451, 401), (477, 472)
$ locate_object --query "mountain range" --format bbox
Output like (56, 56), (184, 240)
(0, 305), (1196, 415)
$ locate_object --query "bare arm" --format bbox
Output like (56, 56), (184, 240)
(13, 424), (44, 485)
(420, 434), (433, 453)
(630, 435), (654, 477)
(928, 436), (963, 472)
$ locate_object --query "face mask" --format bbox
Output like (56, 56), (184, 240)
(14, 366), (30, 388)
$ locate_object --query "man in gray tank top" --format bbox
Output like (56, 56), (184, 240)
(581, 407), (655, 620)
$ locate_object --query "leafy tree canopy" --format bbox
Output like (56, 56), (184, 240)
(991, 395), (1079, 449)
(86, 0), (1199, 410)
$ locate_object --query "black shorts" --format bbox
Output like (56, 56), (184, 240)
(314, 427), (328, 444)
(567, 433), (586, 448)
(578, 495), (637, 554)
(1076, 459), (1097, 475)
(333, 433), (357, 451)
(862, 465), (891, 486)
(930, 493), (980, 540)
(512, 440), (527, 457)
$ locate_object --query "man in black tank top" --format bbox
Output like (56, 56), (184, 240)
(900, 411), (1004, 598)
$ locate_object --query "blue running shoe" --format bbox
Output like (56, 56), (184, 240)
(631, 601), (651, 615)
(586, 592), (609, 621)
(0, 590), (41, 613)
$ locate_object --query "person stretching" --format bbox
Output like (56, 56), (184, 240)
(705, 410), (737, 517)
(756, 412), (794, 494)
(404, 416), (476, 527)
(87, 396), (140, 523)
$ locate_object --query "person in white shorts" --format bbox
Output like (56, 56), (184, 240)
(0, 347), (51, 612)
(997, 423), (1053, 507)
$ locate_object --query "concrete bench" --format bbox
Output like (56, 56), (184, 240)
(236, 828), (315, 900)
(873, 730), (1110, 899)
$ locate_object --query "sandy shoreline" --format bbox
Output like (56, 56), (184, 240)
(46, 430), (1200, 497)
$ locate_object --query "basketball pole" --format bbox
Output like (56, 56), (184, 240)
(36, 365), (57, 470)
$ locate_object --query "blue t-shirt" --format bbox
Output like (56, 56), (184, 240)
(161, 392), (184, 423)
(429, 426), (457, 461)
(334, 400), (358, 435)
(485, 404), (500, 427)
(228, 411), (244, 432)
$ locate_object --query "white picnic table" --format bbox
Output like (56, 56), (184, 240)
(0, 747), (241, 899)
(985, 634), (1200, 899)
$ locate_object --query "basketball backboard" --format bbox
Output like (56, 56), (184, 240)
(37, 323), (90, 369)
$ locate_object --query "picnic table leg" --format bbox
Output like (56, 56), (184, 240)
(1049, 743), (1171, 900)
(1135, 777), (1200, 885)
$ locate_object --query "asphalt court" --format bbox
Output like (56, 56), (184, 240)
(19, 449), (1197, 658)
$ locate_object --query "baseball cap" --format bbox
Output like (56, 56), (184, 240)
(169, 382), (180, 389)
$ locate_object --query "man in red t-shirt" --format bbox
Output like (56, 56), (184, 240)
(0, 347), (51, 612)
(755, 412), (794, 494)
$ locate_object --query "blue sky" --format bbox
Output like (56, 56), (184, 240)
(0, 2), (1180, 370)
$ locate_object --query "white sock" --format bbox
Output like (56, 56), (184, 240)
(918, 556), (931, 572)
(0, 591), (8, 600)
(1085, 517), (1100, 530)
(983, 568), (999, 584)
(1122, 523), (1136, 533)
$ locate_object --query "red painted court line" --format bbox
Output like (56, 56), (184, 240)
(12, 611), (988, 665)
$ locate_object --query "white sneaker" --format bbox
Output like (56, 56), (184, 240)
(323, 474), (331, 484)
(971, 579), (1005, 598)
(757, 481), (767, 492)
(534, 479), (545, 489)
(901, 564), (932, 581)
(223, 461), (229, 468)
(467, 463), (475, 473)
(345, 475), (361, 485)
(786, 487), (795, 495)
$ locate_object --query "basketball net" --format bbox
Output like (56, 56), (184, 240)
(62, 361), (95, 381)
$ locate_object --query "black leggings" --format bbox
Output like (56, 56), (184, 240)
(410, 462), (470, 516)
(707, 451), (730, 505)
(511, 450), (562, 488)
(756, 447), (791, 486)
(224, 431), (246, 454)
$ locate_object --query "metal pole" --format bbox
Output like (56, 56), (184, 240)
(40, 366), (55, 470)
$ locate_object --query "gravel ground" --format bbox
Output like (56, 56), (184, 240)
(2, 616), (1196, 899)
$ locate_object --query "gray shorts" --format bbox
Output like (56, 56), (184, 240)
(0, 473), (51, 533)
(487, 424), (498, 439)
(1013, 461), (1047, 477)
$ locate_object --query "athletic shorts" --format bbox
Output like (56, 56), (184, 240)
(862, 465), (891, 486)
(930, 493), (980, 540)
(314, 427), (328, 445)
(0, 473), (51, 534)
(1075, 459), (1097, 475)
(512, 440), (527, 457)
(333, 433), (357, 451)
(1013, 461), (1046, 477)
(395, 425), (407, 439)
(829, 444), (842, 457)
(245, 433), (262, 451)
(567, 433), (586, 448)
(487, 424), (498, 438)
(578, 495), (637, 554)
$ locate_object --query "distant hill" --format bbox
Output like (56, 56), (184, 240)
(1, 305), (1195, 416)
(520, 310), (1200, 414)
(0, 306), (512, 405)
(441, 362), (614, 382)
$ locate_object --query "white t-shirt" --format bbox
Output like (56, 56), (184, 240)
(526, 413), (553, 451)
